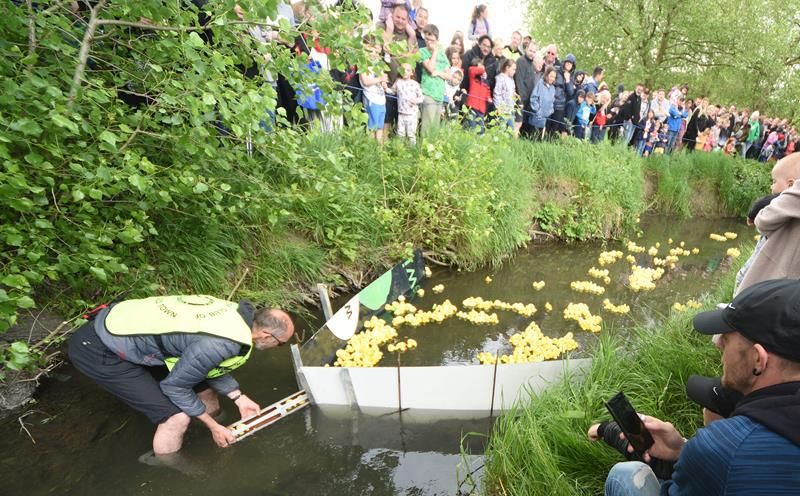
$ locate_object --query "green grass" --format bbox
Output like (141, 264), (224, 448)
(477, 255), (746, 495)
(87, 127), (770, 323)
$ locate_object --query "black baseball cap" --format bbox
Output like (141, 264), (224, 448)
(693, 278), (800, 363)
(685, 375), (743, 418)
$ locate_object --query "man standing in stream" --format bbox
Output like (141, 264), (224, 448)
(68, 295), (294, 454)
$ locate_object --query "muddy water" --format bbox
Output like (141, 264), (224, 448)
(0, 216), (751, 496)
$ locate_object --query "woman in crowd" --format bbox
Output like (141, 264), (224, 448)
(450, 31), (465, 56)
(529, 65), (556, 138)
(683, 97), (711, 152)
(550, 53), (576, 136)
(467, 4), (490, 41)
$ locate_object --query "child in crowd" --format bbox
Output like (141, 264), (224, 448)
(360, 39), (388, 143)
(653, 121), (668, 154)
(575, 91), (595, 140)
(444, 68), (464, 119)
(468, 4), (491, 40)
(638, 110), (656, 155)
(760, 129), (779, 162)
(705, 122), (719, 152)
(694, 128), (707, 151)
(724, 137), (737, 156)
(389, 63), (424, 144)
(379, 0), (416, 47)
(591, 90), (610, 143)
(446, 45), (462, 70)
(642, 121), (657, 157)
(493, 58), (518, 133)
(465, 58), (492, 134)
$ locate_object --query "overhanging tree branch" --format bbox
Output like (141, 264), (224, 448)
(68, 0), (106, 106)
(68, 14), (286, 106)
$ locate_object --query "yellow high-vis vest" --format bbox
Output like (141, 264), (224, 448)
(105, 295), (252, 378)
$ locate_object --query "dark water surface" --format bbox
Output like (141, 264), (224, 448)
(0, 216), (751, 495)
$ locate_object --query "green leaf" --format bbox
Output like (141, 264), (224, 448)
(1, 274), (29, 289)
(99, 130), (119, 148)
(71, 189), (85, 201)
(193, 182), (209, 194)
(10, 118), (43, 136)
(89, 266), (108, 282)
(202, 93), (217, 105)
(186, 32), (205, 48)
(10, 341), (30, 354)
(128, 174), (147, 192)
(51, 114), (79, 133)
(16, 296), (35, 309)
(118, 227), (143, 244)
(5, 233), (23, 246)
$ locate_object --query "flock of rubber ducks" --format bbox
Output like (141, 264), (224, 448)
(334, 228), (745, 368)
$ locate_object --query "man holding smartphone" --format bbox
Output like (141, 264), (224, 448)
(592, 278), (800, 495)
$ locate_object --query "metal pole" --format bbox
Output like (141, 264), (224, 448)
(316, 283), (334, 321)
(489, 351), (500, 417)
(396, 352), (402, 414)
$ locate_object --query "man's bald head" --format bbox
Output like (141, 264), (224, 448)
(771, 152), (800, 194)
(253, 308), (294, 341)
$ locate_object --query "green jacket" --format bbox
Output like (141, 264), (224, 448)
(747, 120), (761, 143)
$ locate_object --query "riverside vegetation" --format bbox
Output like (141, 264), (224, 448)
(0, 3), (771, 394)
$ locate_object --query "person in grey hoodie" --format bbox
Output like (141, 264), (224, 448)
(68, 295), (294, 455)
(529, 65), (557, 135)
(549, 53), (576, 135)
(515, 41), (540, 136)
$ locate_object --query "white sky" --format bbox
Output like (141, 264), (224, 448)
(367, 0), (528, 47)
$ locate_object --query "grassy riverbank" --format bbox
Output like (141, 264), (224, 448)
(141, 128), (771, 308)
(2, 125), (770, 377)
(478, 254), (747, 495)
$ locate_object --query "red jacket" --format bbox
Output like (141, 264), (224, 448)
(466, 66), (491, 114)
(594, 106), (607, 127)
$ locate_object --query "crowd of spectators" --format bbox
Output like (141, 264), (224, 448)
(246, 1), (798, 162)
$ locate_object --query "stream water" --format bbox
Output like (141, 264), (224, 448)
(0, 216), (751, 496)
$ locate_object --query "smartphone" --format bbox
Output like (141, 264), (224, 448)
(605, 392), (654, 454)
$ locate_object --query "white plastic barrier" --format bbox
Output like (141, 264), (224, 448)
(297, 358), (592, 413)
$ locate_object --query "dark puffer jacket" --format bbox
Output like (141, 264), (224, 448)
(553, 53), (577, 112)
(93, 301), (254, 416)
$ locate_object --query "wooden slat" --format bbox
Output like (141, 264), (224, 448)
(227, 390), (310, 442)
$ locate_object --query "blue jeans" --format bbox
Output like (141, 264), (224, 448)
(605, 462), (661, 496)
(467, 109), (486, 135)
(623, 120), (636, 146)
(636, 137), (647, 155)
(591, 125), (606, 143)
(667, 130), (679, 153)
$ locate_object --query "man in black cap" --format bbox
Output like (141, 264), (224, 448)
(601, 278), (800, 496)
